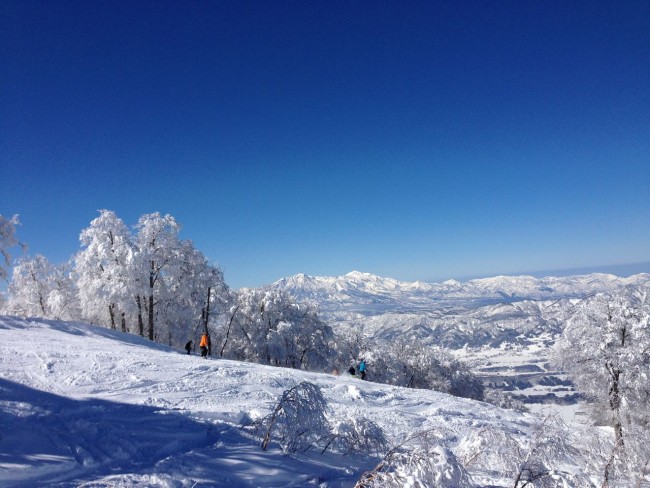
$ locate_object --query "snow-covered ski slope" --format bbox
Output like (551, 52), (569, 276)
(0, 316), (593, 487)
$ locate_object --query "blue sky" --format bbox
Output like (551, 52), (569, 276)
(2, 1), (649, 288)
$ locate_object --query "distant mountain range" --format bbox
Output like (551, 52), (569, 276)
(271, 270), (650, 315)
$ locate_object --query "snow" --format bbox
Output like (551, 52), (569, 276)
(0, 315), (555, 487)
(271, 271), (650, 422)
(274, 271), (650, 312)
(3, 270), (649, 486)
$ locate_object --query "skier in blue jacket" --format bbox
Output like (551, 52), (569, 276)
(358, 359), (367, 380)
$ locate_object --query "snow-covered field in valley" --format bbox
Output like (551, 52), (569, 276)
(0, 316), (603, 487)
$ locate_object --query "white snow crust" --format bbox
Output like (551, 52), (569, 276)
(0, 315), (560, 487)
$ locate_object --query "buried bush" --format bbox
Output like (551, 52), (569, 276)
(354, 428), (475, 488)
(252, 381), (388, 458)
(254, 381), (330, 453)
(323, 417), (388, 456)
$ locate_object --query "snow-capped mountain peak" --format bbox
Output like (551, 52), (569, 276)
(272, 270), (650, 314)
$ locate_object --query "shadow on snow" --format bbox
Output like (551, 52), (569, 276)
(0, 378), (219, 487)
(0, 379), (371, 487)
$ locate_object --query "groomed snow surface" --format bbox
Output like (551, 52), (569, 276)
(1, 316), (593, 487)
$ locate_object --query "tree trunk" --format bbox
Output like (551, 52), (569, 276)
(32, 270), (47, 316)
(601, 450), (614, 488)
(204, 287), (211, 355)
(220, 305), (240, 357)
(203, 287), (211, 333)
(607, 363), (624, 447)
(300, 348), (308, 369)
(38, 292), (46, 316)
(108, 303), (116, 330)
(121, 312), (127, 333)
(148, 261), (155, 341)
(135, 295), (144, 337)
(148, 293), (154, 341)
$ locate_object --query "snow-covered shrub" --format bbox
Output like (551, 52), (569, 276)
(325, 417), (388, 457)
(482, 388), (528, 412)
(252, 382), (389, 459)
(457, 426), (521, 478)
(456, 416), (594, 487)
(254, 381), (331, 454)
(355, 430), (475, 488)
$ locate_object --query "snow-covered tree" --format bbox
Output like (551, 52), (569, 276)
(273, 303), (335, 370)
(555, 284), (650, 486)
(156, 238), (230, 348)
(362, 339), (484, 400)
(75, 210), (135, 330)
(220, 288), (335, 370)
(6, 255), (56, 318)
(134, 213), (183, 341)
(45, 259), (79, 320)
(335, 326), (371, 369)
(0, 214), (24, 281)
(71, 210), (231, 347)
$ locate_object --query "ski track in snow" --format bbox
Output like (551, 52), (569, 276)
(1, 316), (583, 487)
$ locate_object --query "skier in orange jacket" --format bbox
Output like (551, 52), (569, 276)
(200, 333), (209, 358)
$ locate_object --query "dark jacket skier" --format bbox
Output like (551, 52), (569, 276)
(185, 340), (192, 355)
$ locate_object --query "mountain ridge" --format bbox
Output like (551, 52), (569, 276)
(271, 270), (650, 313)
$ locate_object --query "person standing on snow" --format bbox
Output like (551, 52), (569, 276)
(185, 339), (192, 355)
(358, 359), (367, 380)
(199, 333), (209, 358)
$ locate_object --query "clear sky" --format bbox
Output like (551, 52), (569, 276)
(2, 1), (649, 289)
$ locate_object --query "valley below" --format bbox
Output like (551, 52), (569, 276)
(273, 270), (650, 423)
